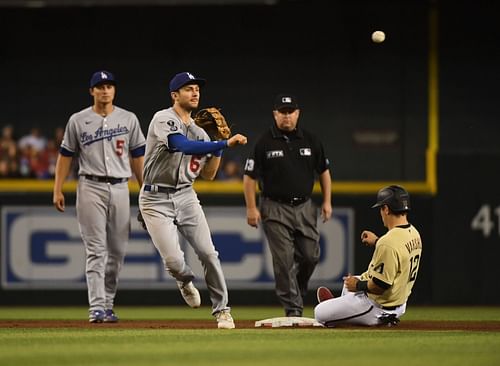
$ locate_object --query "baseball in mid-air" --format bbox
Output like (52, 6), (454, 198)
(372, 30), (386, 43)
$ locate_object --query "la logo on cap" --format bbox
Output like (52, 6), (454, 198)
(282, 97), (292, 103)
(101, 72), (108, 79)
(187, 72), (195, 79)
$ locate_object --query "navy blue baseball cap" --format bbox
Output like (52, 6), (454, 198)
(90, 70), (116, 88)
(169, 71), (206, 92)
(274, 94), (299, 111)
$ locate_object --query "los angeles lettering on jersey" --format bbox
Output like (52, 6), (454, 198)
(404, 237), (422, 254)
(81, 125), (130, 145)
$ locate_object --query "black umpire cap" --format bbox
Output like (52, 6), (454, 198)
(274, 94), (299, 111)
(371, 185), (410, 212)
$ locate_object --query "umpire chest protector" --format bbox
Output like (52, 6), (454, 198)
(247, 123), (329, 201)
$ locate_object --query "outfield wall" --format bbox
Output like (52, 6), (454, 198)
(0, 192), (435, 306)
(432, 153), (500, 305)
(3, 154), (500, 306)
(1, 151), (499, 306)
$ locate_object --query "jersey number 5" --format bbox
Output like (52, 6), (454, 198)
(116, 139), (125, 156)
(409, 254), (420, 282)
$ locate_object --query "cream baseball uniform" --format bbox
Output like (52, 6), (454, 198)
(314, 224), (422, 326)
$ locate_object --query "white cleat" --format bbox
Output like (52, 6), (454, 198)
(216, 310), (235, 329)
(177, 281), (201, 308)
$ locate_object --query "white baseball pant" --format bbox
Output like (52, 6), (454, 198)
(314, 280), (406, 326)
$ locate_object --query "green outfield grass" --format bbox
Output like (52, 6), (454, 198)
(0, 305), (500, 321)
(0, 306), (499, 366)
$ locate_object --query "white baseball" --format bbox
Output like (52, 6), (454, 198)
(372, 31), (385, 43)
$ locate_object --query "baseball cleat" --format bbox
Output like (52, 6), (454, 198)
(104, 309), (119, 323)
(88, 310), (105, 323)
(316, 286), (334, 303)
(215, 310), (235, 329)
(177, 281), (201, 308)
(379, 313), (400, 326)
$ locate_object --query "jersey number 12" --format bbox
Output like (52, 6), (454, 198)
(409, 254), (420, 282)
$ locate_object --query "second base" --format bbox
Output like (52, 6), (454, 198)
(255, 316), (324, 328)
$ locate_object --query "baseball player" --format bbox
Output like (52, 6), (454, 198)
(138, 71), (247, 329)
(53, 70), (146, 323)
(314, 185), (422, 326)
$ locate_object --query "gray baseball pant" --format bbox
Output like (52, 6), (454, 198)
(76, 177), (130, 312)
(260, 198), (320, 315)
(139, 186), (229, 315)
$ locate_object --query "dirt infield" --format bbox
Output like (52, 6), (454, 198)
(1, 320), (499, 331)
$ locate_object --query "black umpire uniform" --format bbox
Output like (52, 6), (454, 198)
(243, 94), (331, 317)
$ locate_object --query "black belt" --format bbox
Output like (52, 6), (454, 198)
(85, 175), (128, 184)
(381, 305), (401, 310)
(144, 184), (185, 194)
(265, 196), (309, 206)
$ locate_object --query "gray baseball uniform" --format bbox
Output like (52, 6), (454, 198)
(139, 107), (230, 315)
(61, 105), (145, 312)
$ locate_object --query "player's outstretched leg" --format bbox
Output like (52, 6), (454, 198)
(316, 286), (334, 303)
(177, 281), (201, 308)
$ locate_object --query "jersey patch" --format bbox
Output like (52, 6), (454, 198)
(299, 148), (312, 156)
(244, 158), (255, 172)
(266, 150), (284, 159)
(166, 120), (178, 132)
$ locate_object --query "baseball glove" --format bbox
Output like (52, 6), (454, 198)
(193, 107), (232, 141)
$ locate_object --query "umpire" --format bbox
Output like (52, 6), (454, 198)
(243, 93), (332, 317)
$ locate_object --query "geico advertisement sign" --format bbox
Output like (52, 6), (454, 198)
(1, 206), (353, 289)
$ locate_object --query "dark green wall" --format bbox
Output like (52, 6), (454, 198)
(0, 1), (429, 181)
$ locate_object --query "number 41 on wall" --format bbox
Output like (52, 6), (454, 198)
(471, 204), (500, 238)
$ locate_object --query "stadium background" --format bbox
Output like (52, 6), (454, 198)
(0, 0), (498, 306)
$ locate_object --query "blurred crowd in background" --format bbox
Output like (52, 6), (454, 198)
(0, 124), (243, 181)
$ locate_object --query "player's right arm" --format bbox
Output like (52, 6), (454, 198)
(168, 133), (227, 155)
(167, 133), (247, 155)
(53, 154), (73, 212)
(197, 134), (248, 180)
